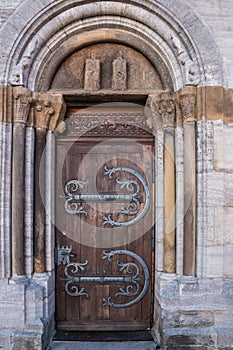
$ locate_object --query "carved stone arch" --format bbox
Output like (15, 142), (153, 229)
(36, 27), (173, 91)
(0, 0), (224, 90)
(0, 1), (231, 349)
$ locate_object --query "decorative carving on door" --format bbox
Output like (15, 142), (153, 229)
(59, 165), (150, 227)
(65, 113), (151, 137)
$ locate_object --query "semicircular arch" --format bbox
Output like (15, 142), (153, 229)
(0, 0), (224, 90)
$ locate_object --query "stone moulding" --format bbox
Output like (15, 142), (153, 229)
(0, 0), (224, 90)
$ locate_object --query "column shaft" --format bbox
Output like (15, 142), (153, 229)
(12, 122), (26, 276)
(164, 128), (176, 273)
(183, 122), (196, 275)
(34, 127), (46, 273)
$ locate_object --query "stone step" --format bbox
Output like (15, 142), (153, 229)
(48, 341), (158, 350)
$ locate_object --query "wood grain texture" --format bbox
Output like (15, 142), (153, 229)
(55, 130), (154, 331)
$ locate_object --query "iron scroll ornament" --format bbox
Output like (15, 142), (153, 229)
(60, 250), (150, 309)
(59, 165), (151, 227)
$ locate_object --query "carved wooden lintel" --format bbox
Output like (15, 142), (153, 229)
(65, 113), (151, 137)
(30, 93), (66, 130)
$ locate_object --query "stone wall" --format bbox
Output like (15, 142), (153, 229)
(148, 87), (233, 350)
(189, 0), (233, 88)
(0, 0), (23, 28)
(0, 1), (233, 349)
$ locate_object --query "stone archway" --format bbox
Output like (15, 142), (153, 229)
(0, 0), (223, 90)
(0, 1), (231, 350)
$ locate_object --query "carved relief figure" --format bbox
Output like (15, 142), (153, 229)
(158, 98), (176, 127)
(14, 93), (32, 123)
(112, 52), (127, 90)
(84, 58), (100, 91)
(171, 34), (200, 85)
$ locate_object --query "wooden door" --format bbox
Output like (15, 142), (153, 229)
(55, 135), (154, 331)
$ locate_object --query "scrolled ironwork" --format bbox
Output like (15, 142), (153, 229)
(62, 260), (89, 297)
(102, 249), (150, 308)
(59, 180), (88, 216)
(102, 166), (150, 227)
(115, 261), (140, 297)
(59, 165), (150, 226)
(59, 249), (150, 309)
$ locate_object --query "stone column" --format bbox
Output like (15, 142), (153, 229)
(160, 96), (176, 273)
(0, 87), (14, 278)
(145, 92), (176, 273)
(11, 87), (32, 277)
(33, 93), (65, 274)
(179, 87), (197, 276)
(24, 120), (35, 277)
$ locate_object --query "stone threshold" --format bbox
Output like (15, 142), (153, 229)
(47, 341), (158, 350)
(53, 330), (154, 342)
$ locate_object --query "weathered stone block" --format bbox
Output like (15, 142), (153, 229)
(0, 331), (12, 350)
(217, 328), (233, 349)
(214, 123), (233, 171)
(161, 310), (214, 330)
(198, 171), (224, 207)
(11, 331), (42, 350)
(206, 86), (224, 121)
(162, 328), (217, 349)
(215, 311), (233, 328)
(224, 89), (233, 123)
(224, 176), (233, 207)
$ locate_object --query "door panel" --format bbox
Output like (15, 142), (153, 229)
(55, 137), (154, 331)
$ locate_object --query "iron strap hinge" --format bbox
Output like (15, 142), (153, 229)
(58, 250), (150, 309)
(59, 165), (151, 227)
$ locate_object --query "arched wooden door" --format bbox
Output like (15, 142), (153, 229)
(55, 110), (154, 331)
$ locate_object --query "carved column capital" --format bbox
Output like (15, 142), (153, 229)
(178, 87), (197, 123)
(13, 87), (32, 124)
(158, 96), (176, 128)
(145, 92), (176, 134)
(31, 93), (66, 130)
